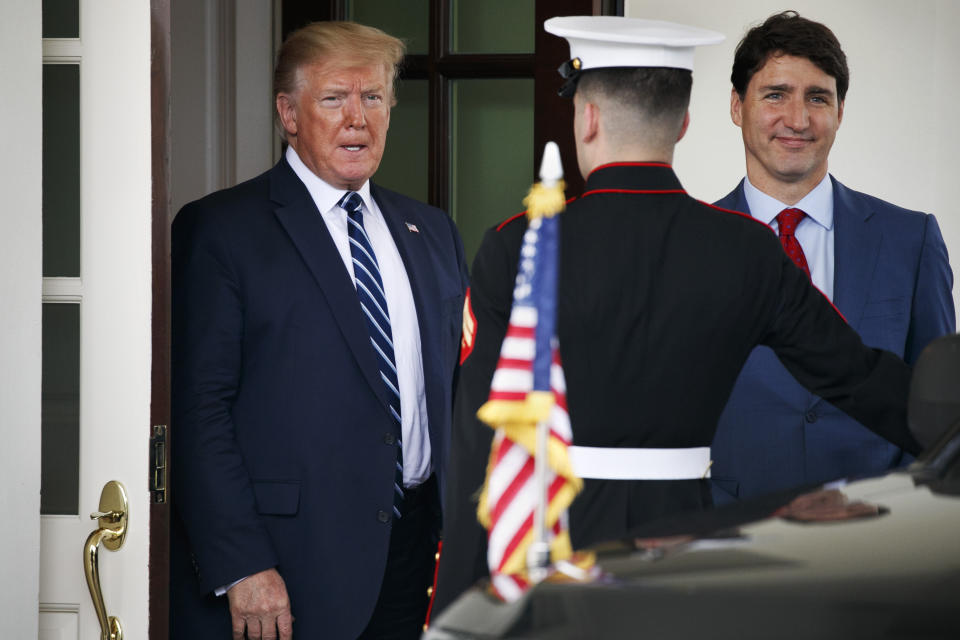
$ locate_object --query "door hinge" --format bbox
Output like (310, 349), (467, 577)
(150, 424), (167, 504)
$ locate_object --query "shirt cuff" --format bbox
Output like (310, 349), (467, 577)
(214, 575), (249, 597)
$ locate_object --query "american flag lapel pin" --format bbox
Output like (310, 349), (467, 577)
(405, 222), (419, 233)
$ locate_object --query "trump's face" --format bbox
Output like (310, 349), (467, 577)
(278, 61), (392, 190)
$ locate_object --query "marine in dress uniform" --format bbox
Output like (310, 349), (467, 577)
(432, 16), (924, 615)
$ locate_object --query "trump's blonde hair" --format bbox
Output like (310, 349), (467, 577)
(273, 21), (406, 134)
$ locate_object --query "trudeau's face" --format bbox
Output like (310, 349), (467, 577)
(731, 54), (843, 193)
(278, 62), (392, 190)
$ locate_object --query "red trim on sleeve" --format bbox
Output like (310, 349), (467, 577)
(813, 284), (849, 324)
(459, 288), (476, 365)
(423, 539), (443, 631)
(701, 201), (771, 226)
(702, 202), (849, 324)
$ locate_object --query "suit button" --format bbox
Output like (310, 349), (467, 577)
(384, 433), (395, 445)
(377, 510), (390, 523)
(805, 411), (818, 423)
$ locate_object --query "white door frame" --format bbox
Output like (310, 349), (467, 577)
(0, 2), (43, 634)
(1, 1), (155, 637)
(1, 0), (275, 634)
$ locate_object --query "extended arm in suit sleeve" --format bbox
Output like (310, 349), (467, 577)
(434, 224), (518, 615)
(448, 209), (472, 376)
(763, 250), (922, 455)
(172, 204), (279, 594)
(904, 214), (955, 364)
(450, 212), (471, 300)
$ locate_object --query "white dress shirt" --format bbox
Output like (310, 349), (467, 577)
(743, 174), (835, 301)
(286, 145), (432, 487)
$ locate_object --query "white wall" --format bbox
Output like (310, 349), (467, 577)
(626, 0), (960, 321)
(0, 2), (42, 637)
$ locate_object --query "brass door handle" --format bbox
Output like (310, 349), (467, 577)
(83, 480), (128, 640)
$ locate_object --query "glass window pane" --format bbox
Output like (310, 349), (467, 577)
(451, 79), (534, 262)
(43, 64), (81, 277)
(41, 303), (80, 516)
(42, 0), (80, 38)
(451, 0), (534, 54)
(376, 79), (429, 203)
(348, 0), (429, 55)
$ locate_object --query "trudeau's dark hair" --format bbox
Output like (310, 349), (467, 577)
(731, 10), (848, 101)
(577, 67), (692, 132)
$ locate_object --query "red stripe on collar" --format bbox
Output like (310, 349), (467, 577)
(589, 161), (673, 175)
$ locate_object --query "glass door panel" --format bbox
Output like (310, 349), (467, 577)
(451, 0), (534, 53)
(348, 0), (429, 54)
(42, 0), (79, 38)
(376, 79), (429, 202)
(40, 303), (80, 515)
(42, 63), (81, 277)
(451, 78), (534, 261)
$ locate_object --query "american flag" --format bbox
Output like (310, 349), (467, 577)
(476, 212), (581, 602)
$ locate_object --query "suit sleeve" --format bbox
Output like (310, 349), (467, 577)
(763, 248), (922, 455)
(447, 209), (472, 366)
(172, 204), (279, 594)
(451, 213), (471, 298)
(434, 225), (518, 615)
(904, 213), (955, 365)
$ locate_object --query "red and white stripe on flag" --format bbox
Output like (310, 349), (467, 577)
(478, 302), (576, 601)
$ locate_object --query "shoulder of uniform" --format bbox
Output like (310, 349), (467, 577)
(700, 200), (753, 220)
(699, 200), (775, 233)
(495, 210), (528, 232)
(495, 195), (579, 232)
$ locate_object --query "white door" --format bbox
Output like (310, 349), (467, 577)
(1, 1), (154, 638)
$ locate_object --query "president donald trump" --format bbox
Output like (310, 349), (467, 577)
(171, 21), (468, 640)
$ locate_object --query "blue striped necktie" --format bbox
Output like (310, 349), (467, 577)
(338, 191), (405, 518)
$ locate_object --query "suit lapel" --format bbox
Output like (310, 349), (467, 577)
(831, 177), (881, 332)
(373, 185), (444, 442)
(270, 160), (394, 414)
(725, 180), (750, 213)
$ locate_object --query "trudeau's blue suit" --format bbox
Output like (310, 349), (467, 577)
(170, 157), (468, 638)
(711, 176), (954, 504)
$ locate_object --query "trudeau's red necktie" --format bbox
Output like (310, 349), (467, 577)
(775, 208), (811, 279)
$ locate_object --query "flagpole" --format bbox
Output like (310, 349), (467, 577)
(528, 416), (551, 581)
(526, 142), (564, 583)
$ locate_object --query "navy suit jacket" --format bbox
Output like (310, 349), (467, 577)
(711, 176), (954, 504)
(170, 158), (468, 639)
